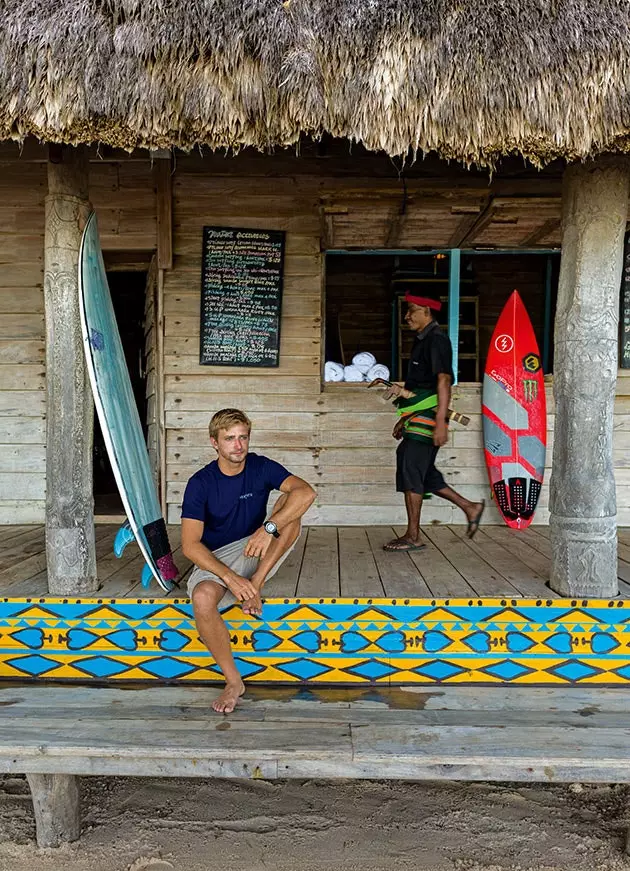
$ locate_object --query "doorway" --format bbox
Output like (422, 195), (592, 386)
(93, 270), (149, 517)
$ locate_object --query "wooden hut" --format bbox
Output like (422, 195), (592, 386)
(0, 0), (629, 598)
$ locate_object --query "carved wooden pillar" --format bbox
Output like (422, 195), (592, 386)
(549, 158), (630, 597)
(44, 145), (97, 594)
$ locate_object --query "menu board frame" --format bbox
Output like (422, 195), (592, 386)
(199, 225), (286, 368)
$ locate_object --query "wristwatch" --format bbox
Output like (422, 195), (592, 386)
(264, 520), (281, 538)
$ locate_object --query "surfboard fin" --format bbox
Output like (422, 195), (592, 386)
(114, 521), (135, 558)
(141, 562), (174, 593)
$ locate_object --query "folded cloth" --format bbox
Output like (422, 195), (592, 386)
(343, 364), (365, 382)
(324, 361), (345, 382)
(367, 363), (390, 382)
(352, 351), (377, 374)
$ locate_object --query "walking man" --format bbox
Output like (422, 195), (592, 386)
(181, 408), (315, 713)
(381, 291), (484, 551)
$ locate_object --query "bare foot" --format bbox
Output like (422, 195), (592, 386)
(212, 679), (245, 714)
(242, 592), (263, 617)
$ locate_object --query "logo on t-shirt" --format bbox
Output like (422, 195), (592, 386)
(240, 492), (254, 500)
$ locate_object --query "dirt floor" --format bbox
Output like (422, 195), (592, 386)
(0, 775), (629, 871)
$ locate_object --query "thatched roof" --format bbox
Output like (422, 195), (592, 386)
(1, 0), (630, 165)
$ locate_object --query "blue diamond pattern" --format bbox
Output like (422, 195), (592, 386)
(6, 654), (59, 676)
(413, 660), (466, 680)
(234, 659), (267, 679)
(546, 661), (600, 682)
(72, 656), (130, 678)
(481, 660), (533, 681)
(344, 660), (396, 680)
(138, 657), (196, 679)
(276, 659), (332, 680)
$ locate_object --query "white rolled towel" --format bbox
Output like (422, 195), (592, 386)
(367, 364), (390, 382)
(324, 361), (345, 382)
(343, 364), (365, 382)
(352, 351), (377, 374)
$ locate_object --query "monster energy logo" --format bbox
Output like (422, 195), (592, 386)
(523, 379), (538, 401)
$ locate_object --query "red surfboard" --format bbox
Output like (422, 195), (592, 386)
(482, 290), (547, 529)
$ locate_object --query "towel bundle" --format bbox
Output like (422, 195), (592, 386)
(324, 361), (345, 382)
(352, 351), (377, 374)
(367, 363), (390, 382)
(343, 365), (365, 382)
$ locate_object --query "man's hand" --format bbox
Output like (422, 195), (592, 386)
(223, 571), (258, 602)
(393, 418), (405, 440)
(368, 380), (413, 401)
(244, 526), (272, 559)
(433, 419), (449, 447)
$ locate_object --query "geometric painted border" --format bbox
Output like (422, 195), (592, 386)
(1, 597), (630, 686)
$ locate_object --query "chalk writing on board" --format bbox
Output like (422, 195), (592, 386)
(622, 231), (630, 369)
(199, 226), (285, 367)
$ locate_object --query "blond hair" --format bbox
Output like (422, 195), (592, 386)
(208, 408), (252, 441)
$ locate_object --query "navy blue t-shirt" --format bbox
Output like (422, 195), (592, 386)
(181, 452), (291, 551)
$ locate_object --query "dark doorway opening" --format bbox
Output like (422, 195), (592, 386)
(93, 271), (149, 516)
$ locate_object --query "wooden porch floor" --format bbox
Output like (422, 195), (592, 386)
(3, 523), (630, 599)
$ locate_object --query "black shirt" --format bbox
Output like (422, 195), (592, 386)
(404, 320), (454, 392)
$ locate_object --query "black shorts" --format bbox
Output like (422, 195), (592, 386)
(396, 438), (447, 495)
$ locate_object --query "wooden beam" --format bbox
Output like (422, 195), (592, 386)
(521, 217), (561, 247)
(44, 145), (98, 595)
(454, 196), (496, 246)
(448, 203), (487, 247)
(154, 157), (173, 270)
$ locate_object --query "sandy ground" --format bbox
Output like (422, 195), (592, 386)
(0, 775), (629, 871)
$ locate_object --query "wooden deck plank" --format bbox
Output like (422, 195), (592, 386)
(2, 686), (630, 783)
(423, 526), (521, 597)
(0, 525), (41, 548)
(394, 525), (475, 597)
(296, 527), (339, 597)
(266, 528), (307, 597)
(480, 525), (556, 590)
(448, 524), (551, 597)
(6, 684), (630, 713)
(3, 523), (630, 600)
(338, 527), (384, 597)
(366, 526), (431, 597)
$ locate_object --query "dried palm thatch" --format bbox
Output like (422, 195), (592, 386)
(1, 0), (630, 165)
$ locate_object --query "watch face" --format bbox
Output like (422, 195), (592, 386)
(264, 521), (277, 534)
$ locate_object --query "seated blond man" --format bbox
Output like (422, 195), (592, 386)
(181, 408), (315, 713)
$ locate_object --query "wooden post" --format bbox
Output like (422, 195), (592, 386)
(549, 158), (630, 597)
(26, 773), (81, 847)
(44, 145), (98, 594)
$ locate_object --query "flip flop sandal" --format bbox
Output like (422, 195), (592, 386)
(466, 499), (486, 540)
(383, 538), (427, 552)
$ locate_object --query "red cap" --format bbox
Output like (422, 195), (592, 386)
(404, 292), (442, 312)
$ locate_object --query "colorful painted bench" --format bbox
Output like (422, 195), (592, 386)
(0, 596), (629, 686)
(2, 596), (630, 849)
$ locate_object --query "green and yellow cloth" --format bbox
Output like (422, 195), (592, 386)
(395, 388), (439, 444)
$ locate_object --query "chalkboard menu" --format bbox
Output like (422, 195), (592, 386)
(622, 231), (630, 368)
(199, 226), (285, 367)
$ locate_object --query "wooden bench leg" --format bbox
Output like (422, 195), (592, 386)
(26, 774), (81, 847)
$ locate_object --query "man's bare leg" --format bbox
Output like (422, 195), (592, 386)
(192, 581), (244, 714)
(245, 516), (301, 615)
(384, 491), (425, 550)
(434, 485), (484, 528)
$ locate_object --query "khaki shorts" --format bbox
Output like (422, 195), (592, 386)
(187, 533), (297, 608)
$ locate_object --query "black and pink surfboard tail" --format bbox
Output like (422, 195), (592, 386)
(143, 518), (180, 582)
